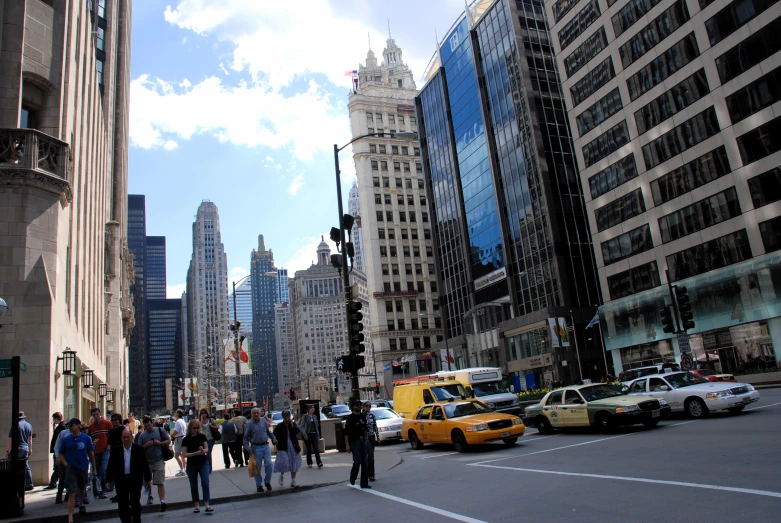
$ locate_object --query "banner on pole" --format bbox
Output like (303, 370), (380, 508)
(224, 337), (252, 376)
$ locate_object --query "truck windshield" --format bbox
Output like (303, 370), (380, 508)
(431, 385), (463, 400)
(473, 382), (510, 397)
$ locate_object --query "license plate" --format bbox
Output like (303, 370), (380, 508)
(652, 411), (660, 418)
(743, 397), (751, 404)
(501, 431), (511, 437)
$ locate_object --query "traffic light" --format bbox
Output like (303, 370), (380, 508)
(660, 305), (675, 334)
(289, 388), (296, 400)
(374, 382), (380, 394)
(350, 301), (366, 354)
(337, 355), (352, 373)
(676, 286), (695, 330)
(353, 355), (366, 372)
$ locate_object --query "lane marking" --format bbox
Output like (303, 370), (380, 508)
(746, 401), (781, 411)
(349, 484), (489, 522)
(469, 464), (781, 499)
(419, 452), (460, 460)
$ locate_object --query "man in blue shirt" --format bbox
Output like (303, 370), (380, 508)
(58, 418), (98, 523)
(5, 411), (33, 490)
(243, 408), (277, 492)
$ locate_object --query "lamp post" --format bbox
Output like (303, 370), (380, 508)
(230, 274), (252, 411)
(334, 131), (416, 402)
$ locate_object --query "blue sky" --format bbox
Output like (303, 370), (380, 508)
(128, 0), (466, 298)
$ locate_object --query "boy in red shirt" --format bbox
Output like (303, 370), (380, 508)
(88, 408), (113, 499)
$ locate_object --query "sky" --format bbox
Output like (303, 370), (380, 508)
(128, 0), (467, 299)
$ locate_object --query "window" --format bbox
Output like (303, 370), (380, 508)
(404, 162), (411, 172)
(379, 145), (386, 154)
(571, 58), (615, 107)
(595, 189), (646, 232)
(658, 187), (741, 243)
(553, 0), (582, 22)
(380, 246), (387, 257)
(748, 167), (781, 208)
(376, 211), (384, 222)
(381, 161), (388, 171)
(601, 225), (653, 265)
(395, 177), (402, 187)
(385, 301), (394, 313)
(392, 265), (399, 275)
(715, 17), (781, 84)
(588, 154), (638, 199)
(619, 1), (690, 68)
(378, 229), (385, 239)
(383, 177), (389, 187)
(642, 107), (720, 170)
(401, 146), (408, 155)
(385, 194), (391, 205)
(576, 88), (623, 136)
(389, 339), (397, 351)
(399, 116), (405, 124)
(370, 144), (377, 153)
(413, 246), (420, 257)
(559, 0), (601, 51)
(736, 115), (781, 165)
(375, 194), (382, 204)
(410, 211), (417, 222)
(667, 230), (752, 281)
(406, 179), (413, 189)
(411, 116), (417, 125)
(607, 261), (662, 299)
(411, 229), (419, 240)
(582, 121), (630, 168)
(407, 196), (414, 205)
(399, 211), (406, 222)
(424, 229), (431, 240)
(706, 0), (777, 46)
(376, 113), (383, 122)
(389, 115), (395, 124)
(416, 264), (423, 275)
(382, 265), (389, 276)
(565, 27), (608, 78)
(650, 146), (731, 205)
(635, 70), (709, 135)
(386, 211), (393, 221)
(401, 229), (408, 240)
(392, 145), (399, 154)
(414, 147), (420, 156)
(388, 229), (396, 240)
(390, 246), (397, 257)
(726, 65), (781, 124)
(367, 112), (373, 122)
(420, 196), (427, 206)
(373, 177), (380, 187)
(627, 33), (699, 101)
(20, 106), (38, 129)
(612, 0), (663, 38)
(396, 300), (403, 312)
(759, 216), (781, 253)
(404, 246), (411, 257)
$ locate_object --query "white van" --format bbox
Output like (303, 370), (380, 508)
(434, 367), (520, 415)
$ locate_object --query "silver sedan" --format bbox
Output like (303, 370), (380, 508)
(371, 407), (403, 444)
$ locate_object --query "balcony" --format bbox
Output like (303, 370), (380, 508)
(0, 128), (72, 204)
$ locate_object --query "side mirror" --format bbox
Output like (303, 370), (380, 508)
(660, 385), (670, 391)
(621, 386), (629, 394)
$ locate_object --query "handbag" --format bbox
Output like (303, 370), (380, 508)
(211, 420), (222, 442)
(157, 428), (174, 461)
(248, 454), (258, 477)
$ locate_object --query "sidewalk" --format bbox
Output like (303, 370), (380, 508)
(11, 443), (402, 522)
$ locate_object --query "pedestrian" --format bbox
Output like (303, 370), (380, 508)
(106, 413), (125, 502)
(243, 407), (277, 492)
(182, 419), (213, 513)
(298, 404), (323, 468)
(53, 421), (70, 504)
(127, 414), (140, 435)
(198, 409), (219, 472)
(58, 418), (98, 523)
(88, 407), (113, 499)
(45, 412), (67, 490)
(231, 409), (248, 467)
(220, 412), (237, 469)
(172, 409), (187, 477)
(5, 411), (34, 491)
(272, 410), (302, 488)
(363, 401), (378, 482)
(344, 401), (370, 489)
(104, 428), (151, 523)
(136, 416), (170, 511)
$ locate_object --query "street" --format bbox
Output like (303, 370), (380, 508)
(97, 389), (781, 523)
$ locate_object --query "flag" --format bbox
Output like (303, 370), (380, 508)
(391, 357), (403, 367)
(422, 352), (433, 361)
(383, 362), (392, 372)
(344, 69), (359, 78)
(586, 312), (600, 329)
(405, 353), (416, 363)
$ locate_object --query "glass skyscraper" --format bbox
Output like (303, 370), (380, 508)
(251, 235), (279, 405)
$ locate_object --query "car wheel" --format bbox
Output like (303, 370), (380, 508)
(642, 420), (659, 428)
(728, 406), (745, 414)
(536, 416), (554, 435)
(451, 430), (468, 453)
(408, 431), (424, 450)
(596, 412), (615, 433)
(503, 437), (518, 446)
(685, 398), (709, 419)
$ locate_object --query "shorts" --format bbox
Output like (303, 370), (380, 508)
(174, 437), (183, 454)
(149, 461), (165, 485)
(65, 467), (88, 494)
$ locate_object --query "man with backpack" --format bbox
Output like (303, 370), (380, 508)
(136, 416), (171, 512)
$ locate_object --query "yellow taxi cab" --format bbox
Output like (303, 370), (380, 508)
(401, 399), (525, 452)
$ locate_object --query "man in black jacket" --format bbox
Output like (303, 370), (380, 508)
(45, 412), (66, 490)
(105, 429), (151, 523)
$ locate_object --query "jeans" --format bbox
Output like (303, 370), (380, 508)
(234, 434), (247, 465)
(94, 449), (110, 494)
(251, 444), (273, 487)
(18, 449), (33, 489)
(206, 439), (214, 473)
(186, 463), (210, 503)
(366, 438), (375, 479)
(304, 432), (322, 466)
(349, 439), (368, 487)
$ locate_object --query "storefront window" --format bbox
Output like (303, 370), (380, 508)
(688, 322), (777, 374)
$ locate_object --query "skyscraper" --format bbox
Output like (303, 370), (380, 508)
(349, 34), (439, 389)
(251, 235), (278, 404)
(544, 0), (781, 373)
(416, 0), (603, 390)
(274, 302), (293, 404)
(145, 237), (167, 300)
(0, 0), (133, 483)
(348, 181), (365, 273)
(186, 201), (230, 407)
(147, 299), (183, 411)
(277, 268), (290, 304)
(229, 277), (255, 401)
(128, 195), (149, 414)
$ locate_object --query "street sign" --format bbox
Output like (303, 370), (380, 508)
(676, 332), (691, 354)
(0, 359), (26, 378)
(681, 353), (694, 370)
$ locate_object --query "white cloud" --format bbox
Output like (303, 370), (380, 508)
(284, 235), (339, 274)
(229, 266), (250, 282)
(288, 173), (305, 196)
(163, 140), (178, 150)
(167, 283), (187, 299)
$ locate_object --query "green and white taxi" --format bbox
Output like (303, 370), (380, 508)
(522, 384), (672, 433)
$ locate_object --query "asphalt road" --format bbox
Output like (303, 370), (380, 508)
(101, 389), (781, 523)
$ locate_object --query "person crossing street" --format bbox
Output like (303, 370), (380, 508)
(299, 404), (323, 468)
(104, 428), (151, 523)
(243, 407), (277, 492)
(363, 401), (379, 481)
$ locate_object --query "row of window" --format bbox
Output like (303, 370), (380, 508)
(375, 194), (427, 207)
(381, 264), (436, 276)
(571, 58), (615, 106)
(582, 120), (630, 167)
(375, 210), (428, 223)
(370, 160), (422, 172)
(715, 16), (781, 84)
(601, 224), (653, 265)
(627, 33), (700, 101)
(377, 228), (432, 240)
(705, 0), (777, 47)
(369, 143), (420, 156)
(558, 0), (600, 51)
(373, 177), (425, 189)
(388, 337), (433, 351)
(612, 0), (663, 38)
(658, 187), (741, 244)
(635, 69), (710, 135)
(576, 87), (623, 136)
(595, 188), (646, 232)
(619, 0), (690, 69)
(641, 107), (720, 170)
(650, 146), (731, 206)
(748, 167), (781, 208)
(607, 261), (661, 300)
(588, 154), (638, 199)
(366, 113), (415, 125)
(726, 65), (781, 125)
(383, 298), (432, 314)
(667, 229), (752, 281)
(565, 27), (608, 78)
(379, 244), (434, 258)
(736, 114), (781, 166)
(381, 280), (437, 294)
(553, 0), (581, 23)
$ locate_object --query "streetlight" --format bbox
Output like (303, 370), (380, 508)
(230, 273), (252, 411)
(422, 313), (453, 371)
(334, 131), (417, 402)
(83, 369), (94, 389)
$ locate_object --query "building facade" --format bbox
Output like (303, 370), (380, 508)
(277, 268), (289, 304)
(145, 237), (166, 300)
(416, 0), (604, 391)
(544, 0), (781, 374)
(147, 299), (183, 412)
(348, 181), (365, 273)
(0, 0), (133, 483)
(127, 195), (149, 413)
(185, 201), (230, 408)
(250, 235), (278, 405)
(274, 302), (293, 405)
(349, 35), (441, 391)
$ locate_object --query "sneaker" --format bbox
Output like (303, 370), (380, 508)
(44, 483), (57, 490)
(97, 493), (108, 499)
(25, 487), (34, 492)
(360, 485), (372, 489)
(147, 496), (154, 505)
(291, 480), (299, 488)
(79, 506), (87, 515)
(160, 502), (167, 512)
(317, 463), (324, 468)
(369, 477), (376, 481)
(264, 484), (272, 491)
(278, 474), (284, 486)
(256, 486), (263, 493)
(175, 471), (186, 477)
(110, 496), (118, 503)
(308, 464), (312, 468)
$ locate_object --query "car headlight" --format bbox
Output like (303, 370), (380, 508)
(379, 427), (388, 432)
(706, 391), (732, 399)
(615, 405), (640, 413)
(658, 399), (668, 406)
(511, 398), (519, 406)
(465, 424), (488, 432)
(486, 402), (496, 410)
(512, 418), (522, 425)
